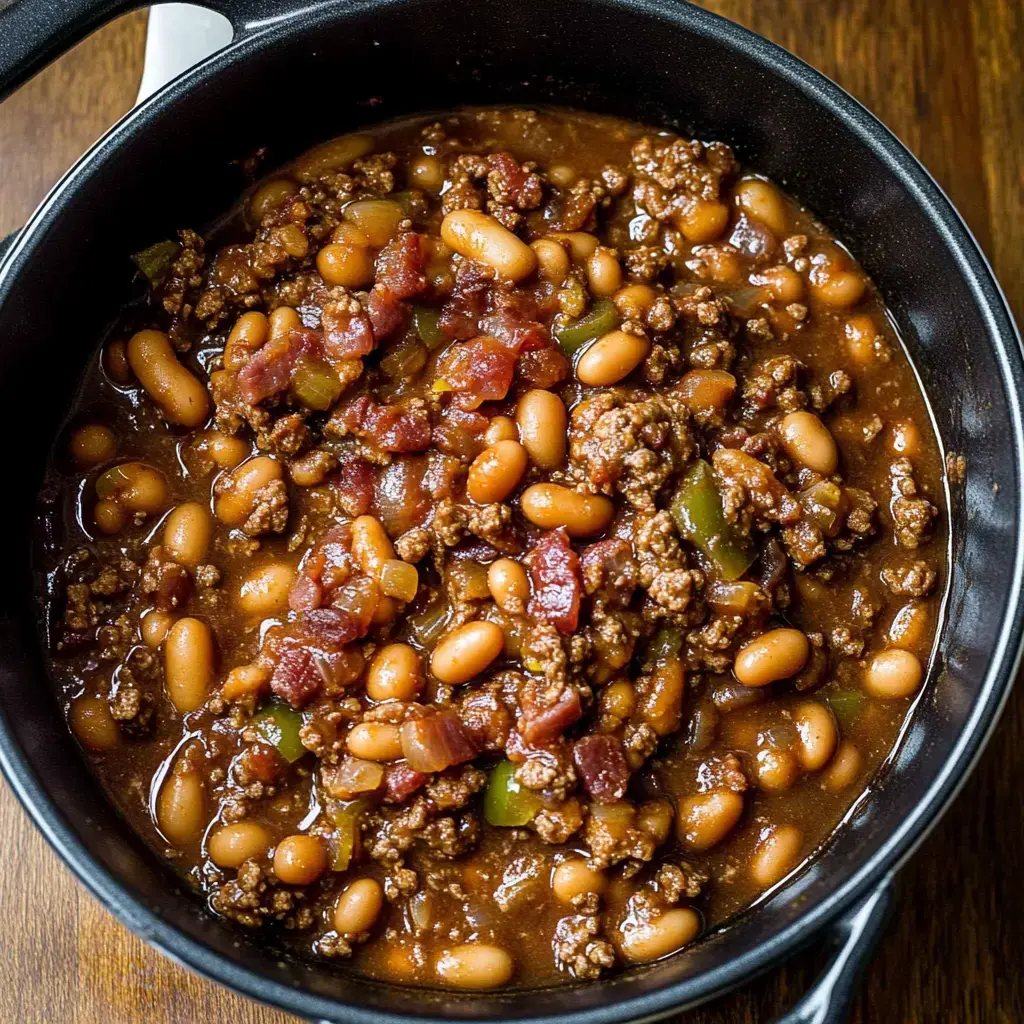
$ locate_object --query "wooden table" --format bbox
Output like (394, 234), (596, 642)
(1, 2), (1021, 1020)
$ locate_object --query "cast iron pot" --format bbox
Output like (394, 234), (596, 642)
(0, 1), (1021, 1021)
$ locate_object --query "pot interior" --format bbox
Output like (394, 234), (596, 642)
(0, 0), (1019, 1019)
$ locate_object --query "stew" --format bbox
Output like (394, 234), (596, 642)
(37, 107), (946, 989)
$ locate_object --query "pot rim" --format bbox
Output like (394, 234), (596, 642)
(1, 1), (1022, 1021)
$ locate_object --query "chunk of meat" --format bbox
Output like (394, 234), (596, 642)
(322, 304), (375, 360)
(519, 686), (583, 747)
(332, 451), (376, 515)
(518, 348), (571, 388)
(383, 764), (429, 804)
(270, 647), (323, 707)
(438, 336), (517, 410)
(527, 529), (583, 634)
(580, 538), (638, 607)
(331, 395), (432, 452)
(574, 734), (630, 804)
(366, 286), (407, 340)
(439, 261), (492, 340)
(486, 152), (544, 210)
(374, 233), (427, 300)
(237, 328), (323, 404)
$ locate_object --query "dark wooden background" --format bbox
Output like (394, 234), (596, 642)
(1, 2), (1021, 1020)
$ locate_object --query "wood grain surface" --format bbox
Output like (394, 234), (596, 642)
(1, 2), (1021, 1021)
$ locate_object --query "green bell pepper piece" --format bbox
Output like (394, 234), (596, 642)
(253, 702), (306, 763)
(670, 460), (755, 581)
(483, 760), (542, 826)
(553, 299), (620, 356)
(826, 689), (865, 727)
(132, 240), (179, 285)
(413, 306), (448, 350)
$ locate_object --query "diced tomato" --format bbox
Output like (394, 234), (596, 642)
(439, 336), (517, 410)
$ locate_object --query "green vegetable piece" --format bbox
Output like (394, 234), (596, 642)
(253, 702), (306, 763)
(670, 460), (756, 581)
(291, 357), (342, 411)
(826, 689), (865, 727)
(409, 599), (449, 647)
(650, 625), (684, 665)
(327, 798), (366, 871)
(414, 306), (448, 350)
(132, 240), (179, 285)
(483, 760), (542, 827)
(553, 298), (620, 356)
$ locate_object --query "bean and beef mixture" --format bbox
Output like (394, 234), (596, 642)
(39, 108), (946, 989)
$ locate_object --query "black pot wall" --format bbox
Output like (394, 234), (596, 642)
(0, 1), (1021, 1022)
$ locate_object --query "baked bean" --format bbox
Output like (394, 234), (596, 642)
(484, 415), (518, 445)
(317, 239), (376, 288)
(163, 502), (213, 567)
(334, 878), (385, 935)
(516, 390), (567, 469)
(823, 740), (863, 791)
(224, 311), (269, 371)
(756, 265), (804, 303)
(677, 369), (737, 414)
(755, 747), (801, 792)
(487, 558), (529, 614)
(69, 424), (116, 467)
(431, 621), (504, 685)
(222, 663), (271, 702)
(520, 483), (614, 537)
(199, 430), (249, 470)
(613, 283), (657, 318)
(621, 908), (701, 962)
(273, 834), (328, 885)
(440, 210), (537, 282)
(215, 456), (283, 528)
(96, 462), (169, 520)
(69, 695), (119, 751)
(104, 339), (132, 383)
(126, 329), (210, 428)
(698, 245), (746, 286)
(208, 821), (271, 868)
(889, 419), (922, 457)
(157, 766), (205, 846)
(93, 499), (127, 535)
(636, 799), (675, 845)
(677, 198), (730, 243)
(576, 329), (651, 386)
(865, 648), (923, 698)
(435, 943), (514, 989)
(889, 602), (929, 649)
(780, 411), (839, 475)
(290, 449), (337, 487)
(351, 514), (396, 579)
(734, 628), (810, 687)
(347, 722), (404, 761)
(164, 617), (215, 713)
(585, 246), (623, 297)
(344, 199), (404, 246)
(600, 679), (636, 720)
(409, 154), (444, 191)
(531, 238), (570, 283)
(141, 609), (175, 648)
(367, 643), (424, 702)
(548, 164), (576, 186)
(792, 701), (838, 771)
(552, 859), (608, 904)
(751, 825), (803, 888)
(277, 222), (308, 261)
(734, 179), (788, 235)
(546, 231), (599, 262)
(467, 440), (528, 504)
(641, 659), (685, 737)
(678, 788), (744, 851)
(268, 305), (301, 342)
(293, 133), (373, 181)
(810, 259), (866, 308)
(238, 562), (295, 617)
(249, 179), (297, 222)
(844, 315), (881, 365)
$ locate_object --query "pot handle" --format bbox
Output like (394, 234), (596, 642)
(769, 875), (894, 1024)
(0, 0), (324, 102)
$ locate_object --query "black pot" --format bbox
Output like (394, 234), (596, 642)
(0, 1), (1021, 1021)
